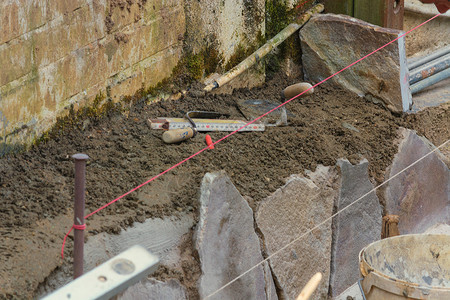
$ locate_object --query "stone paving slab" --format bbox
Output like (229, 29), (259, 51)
(119, 278), (187, 300)
(256, 166), (339, 300)
(330, 159), (382, 297)
(195, 171), (276, 300)
(383, 128), (449, 234)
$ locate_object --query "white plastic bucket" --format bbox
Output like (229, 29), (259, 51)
(359, 234), (450, 299)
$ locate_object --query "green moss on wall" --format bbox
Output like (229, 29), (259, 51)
(265, 0), (315, 74)
(167, 40), (223, 83)
(33, 92), (120, 147)
(203, 43), (223, 75)
(224, 43), (248, 71)
(184, 40), (224, 80)
(265, 0), (292, 39)
(224, 31), (265, 72)
(30, 37), (39, 82)
(186, 54), (205, 80)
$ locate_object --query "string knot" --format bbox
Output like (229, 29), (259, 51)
(73, 224), (86, 230)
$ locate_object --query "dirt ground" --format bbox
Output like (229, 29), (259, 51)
(0, 71), (449, 299)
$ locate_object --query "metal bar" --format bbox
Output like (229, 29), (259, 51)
(410, 67), (450, 94)
(409, 53), (450, 85)
(72, 153), (89, 279)
(357, 278), (368, 300)
(42, 245), (160, 300)
(408, 45), (450, 70)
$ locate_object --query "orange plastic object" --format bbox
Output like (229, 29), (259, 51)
(420, 0), (450, 13)
(205, 134), (214, 149)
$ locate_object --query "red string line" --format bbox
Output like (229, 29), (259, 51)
(61, 12), (441, 259)
(62, 226), (74, 258)
(61, 224), (86, 258)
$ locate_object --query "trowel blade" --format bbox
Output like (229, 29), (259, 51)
(236, 99), (294, 125)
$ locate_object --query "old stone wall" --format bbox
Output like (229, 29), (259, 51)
(184, 0), (266, 94)
(0, 0), (270, 152)
(185, 0), (265, 62)
(0, 0), (185, 150)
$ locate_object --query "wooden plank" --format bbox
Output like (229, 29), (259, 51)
(324, 0), (354, 15)
(354, 0), (385, 27)
(354, 0), (404, 29)
(324, 0), (404, 29)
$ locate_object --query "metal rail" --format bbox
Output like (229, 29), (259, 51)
(410, 66), (450, 94)
(409, 53), (450, 85)
(408, 45), (450, 70)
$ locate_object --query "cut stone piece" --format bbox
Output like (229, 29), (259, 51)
(383, 128), (450, 234)
(256, 165), (339, 300)
(119, 278), (187, 300)
(195, 171), (277, 300)
(329, 159), (382, 297)
(300, 14), (411, 113)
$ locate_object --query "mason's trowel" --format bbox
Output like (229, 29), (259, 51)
(236, 82), (314, 126)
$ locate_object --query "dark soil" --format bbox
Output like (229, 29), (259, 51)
(0, 72), (448, 299)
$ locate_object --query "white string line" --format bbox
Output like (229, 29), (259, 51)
(205, 139), (449, 299)
(203, 11), (442, 298)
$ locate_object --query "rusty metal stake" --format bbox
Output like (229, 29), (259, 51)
(72, 153), (89, 279)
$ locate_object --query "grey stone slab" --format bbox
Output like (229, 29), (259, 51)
(330, 159), (382, 297)
(119, 278), (187, 300)
(84, 214), (195, 270)
(300, 14), (411, 113)
(334, 282), (365, 300)
(384, 128), (450, 234)
(256, 166), (339, 300)
(195, 171), (276, 300)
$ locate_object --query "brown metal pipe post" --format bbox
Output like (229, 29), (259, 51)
(72, 153), (89, 279)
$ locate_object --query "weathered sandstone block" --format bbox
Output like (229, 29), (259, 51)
(300, 14), (411, 113)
